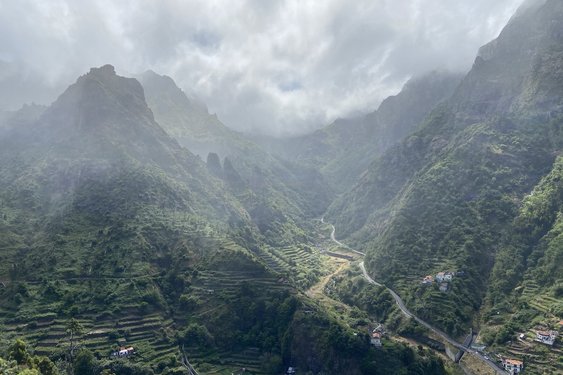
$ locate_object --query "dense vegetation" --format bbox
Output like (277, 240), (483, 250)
(2, 2), (563, 374)
(0, 64), (452, 374)
(322, 0), (563, 344)
(0, 66), (328, 373)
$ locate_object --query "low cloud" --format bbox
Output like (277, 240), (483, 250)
(0, 0), (523, 135)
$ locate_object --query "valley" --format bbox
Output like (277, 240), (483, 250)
(1, 1), (562, 374)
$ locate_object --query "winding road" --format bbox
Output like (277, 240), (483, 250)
(324, 219), (508, 375)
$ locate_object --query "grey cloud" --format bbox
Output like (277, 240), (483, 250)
(0, 0), (523, 135)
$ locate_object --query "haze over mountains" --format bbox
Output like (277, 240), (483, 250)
(0, 0), (523, 136)
(0, 0), (562, 374)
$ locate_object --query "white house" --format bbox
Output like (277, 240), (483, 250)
(535, 330), (558, 345)
(444, 272), (453, 281)
(502, 358), (523, 374)
(112, 346), (134, 357)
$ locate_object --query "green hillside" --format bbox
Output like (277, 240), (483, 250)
(0, 65), (451, 375)
(2, 1), (563, 374)
(139, 71), (332, 245)
(0, 66), (299, 372)
(321, 0), (563, 356)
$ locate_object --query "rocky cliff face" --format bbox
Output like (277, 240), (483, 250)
(452, 0), (563, 119)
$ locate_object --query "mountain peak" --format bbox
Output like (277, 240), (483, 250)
(55, 64), (149, 119)
(32, 65), (166, 156)
(86, 64), (116, 78)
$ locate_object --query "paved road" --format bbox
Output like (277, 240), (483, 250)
(326, 221), (508, 375)
(322, 217), (366, 256)
(180, 344), (200, 375)
(359, 261), (468, 352)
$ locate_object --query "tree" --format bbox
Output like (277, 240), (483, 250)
(8, 339), (30, 366)
(0, 357), (19, 375)
(73, 349), (97, 375)
(34, 356), (59, 375)
(17, 369), (40, 375)
(65, 318), (84, 366)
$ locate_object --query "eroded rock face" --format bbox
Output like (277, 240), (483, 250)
(453, 0), (563, 119)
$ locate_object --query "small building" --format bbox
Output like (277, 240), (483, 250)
(535, 330), (558, 346)
(439, 283), (449, 292)
(444, 272), (453, 281)
(435, 272), (446, 283)
(287, 367), (296, 374)
(502, 358), (523, 374)
(112, 346), (134, 357)
(371, 332), (382, 347)
(422, 275), (434, 284)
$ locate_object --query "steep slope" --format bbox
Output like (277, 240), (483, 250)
(0, 65), (450, 375)
(478, 157), (563, 374)
(137, 70), (239, 159)
(138, 71), (332, 245)
(0, 65), (266, 369)
(258, 71), (462, 192)
(327, 0), (563, 339)
(0, 65), (245, 228)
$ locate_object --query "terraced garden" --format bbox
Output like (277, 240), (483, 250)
(255, 244), (323, 289)
(1, 309), (178, 367)
(182, 346), (270, 374)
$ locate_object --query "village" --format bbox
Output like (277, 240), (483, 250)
(477, 321), (561, 374)
(419, 270), (562, 374)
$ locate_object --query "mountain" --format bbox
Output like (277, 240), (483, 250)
(257, 71), (462, 192)
(0, 65), (280, 369)
(0, 65), (246, 227)
(138, 70), (333, 245)
(0, 65), (446, 375)
(327, 1), (563, 372)
(137, 70), (239, 159)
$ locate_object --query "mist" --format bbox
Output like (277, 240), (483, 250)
(0, 0), (523, 136)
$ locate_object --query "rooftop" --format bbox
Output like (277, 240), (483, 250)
(504, 358), (523, 366)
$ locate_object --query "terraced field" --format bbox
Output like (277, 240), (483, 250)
(500, 332), (562, 374)
(1, 309), (178, 366)
(185, 346), (269, 374)
(254, 243), (323, 289)
(191, 270), (290, 301)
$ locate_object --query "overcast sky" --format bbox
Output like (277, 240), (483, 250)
(0, 0), (524, 136)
